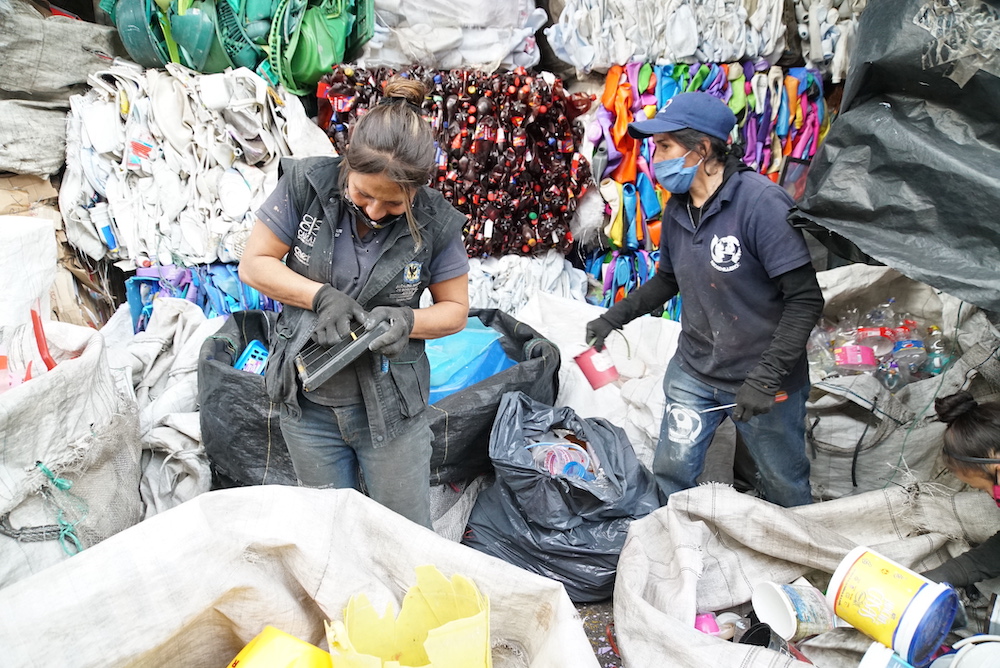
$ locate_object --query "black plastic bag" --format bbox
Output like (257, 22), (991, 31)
(197, 310), (296, 486)
(428, 309), (560, 485)
(463, 391), (660, 602)
(791, 0), (1000, 312)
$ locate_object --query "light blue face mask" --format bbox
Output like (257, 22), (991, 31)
(654, 150), (703, 194)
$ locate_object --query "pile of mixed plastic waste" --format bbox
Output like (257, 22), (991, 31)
(317, 65), (593, 258)
(807, 298), (956, 392)
(105, 0), (373, 94)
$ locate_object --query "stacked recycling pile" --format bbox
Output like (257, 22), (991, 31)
(359, 0), (547, 71)
(106, 0), (373, 94)
(546, 0), (865, 82)
(318, 65), (593, 258)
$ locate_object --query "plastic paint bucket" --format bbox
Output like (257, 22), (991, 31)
(859, 642), (916, 668)
(574, 346), (619, 390)
(834, 344), (878, 371)
(827, 547), (959, 668)
(752, 581), (835, 641)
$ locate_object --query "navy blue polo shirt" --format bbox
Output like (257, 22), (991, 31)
(659, 169), (811, 393)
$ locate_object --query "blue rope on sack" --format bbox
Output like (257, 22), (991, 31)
(35, 462), (88, 556)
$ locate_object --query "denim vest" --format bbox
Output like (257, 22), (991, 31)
(264, 156), (466, 444)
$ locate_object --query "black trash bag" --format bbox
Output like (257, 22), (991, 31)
(790, 0), (1000, 311)
(428, 309), (560, 486)
(463, 391), (660, 603)
(197, 310), (296, 487)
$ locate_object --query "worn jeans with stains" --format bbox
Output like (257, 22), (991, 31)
(279, 394), (433, 528)
(653, 359), (813, 507)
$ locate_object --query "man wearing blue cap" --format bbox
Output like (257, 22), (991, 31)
(586, 92), (824, 507)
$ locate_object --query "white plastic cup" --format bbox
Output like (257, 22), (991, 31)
(752, 581), (835, 642)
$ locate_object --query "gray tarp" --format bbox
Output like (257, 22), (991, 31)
(792, 0), (1000, 314)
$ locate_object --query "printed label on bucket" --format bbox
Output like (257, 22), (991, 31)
(830, 551), (927, 650)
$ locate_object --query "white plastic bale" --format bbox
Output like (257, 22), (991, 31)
(0, 322), (143, 590)
(0, 486), (600, 668)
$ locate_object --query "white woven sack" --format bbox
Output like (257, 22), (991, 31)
(808, 265), (1000, 499)
(0, 322), (142, 590)
(0, 486), (599, 667)
(614, 482), (998, 668)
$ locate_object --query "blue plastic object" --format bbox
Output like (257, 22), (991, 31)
(235, 339), (269, 374)
(427, 319), (516, 404)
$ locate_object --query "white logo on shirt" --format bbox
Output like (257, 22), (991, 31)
(710, 235), (742, 272)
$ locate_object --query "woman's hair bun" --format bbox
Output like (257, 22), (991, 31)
(935, 390), (978, 424)
(382, 76), (427, 107)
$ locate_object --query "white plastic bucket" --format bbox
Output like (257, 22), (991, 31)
(752, 581), (835, 641)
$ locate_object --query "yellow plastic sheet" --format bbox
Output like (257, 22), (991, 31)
(226, 625), (332, 668)
(326, 565), (490, 668)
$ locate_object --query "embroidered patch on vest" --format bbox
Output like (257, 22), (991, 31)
(403, 261), (422, 284)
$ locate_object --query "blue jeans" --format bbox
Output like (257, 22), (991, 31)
(279, 395), (433, 528)
(653, 360), (813, 507)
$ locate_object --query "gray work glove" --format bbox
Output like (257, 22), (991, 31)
(585, 316), (616, 352)
(732, 379), (776, 422)
(366, 306), (415, 358)
(312, 284), (368, 348)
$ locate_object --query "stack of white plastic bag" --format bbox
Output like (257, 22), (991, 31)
(60, 62), (335, 270)
(546, 0), (789, 74)
(794, 0), (866, 83)
(361, 0), (547, 70)
(546, 0), (865, 81)
(101, 298), (225, 518)
(460, 249), (590, 314)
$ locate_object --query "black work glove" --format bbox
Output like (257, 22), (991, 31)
(585, 316), (616, 352)
(366, 306), (415, 358)
(732, 379), (776, 422)
(312, 284), (368, 348)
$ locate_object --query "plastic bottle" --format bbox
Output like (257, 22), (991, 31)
(892, 314), (927, 379)
(923, 325), (953, 376)
(806, 324), (836, 380)
(857, 299), (897, 356)
(875, 359), (907, 393)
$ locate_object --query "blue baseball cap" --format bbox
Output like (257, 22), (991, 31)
(628, 92), (736, 141)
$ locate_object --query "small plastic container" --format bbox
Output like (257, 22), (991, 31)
(827, 547), (958, 668)
(834, 344), (878, 371)
(235, 340), (269, 375)
(573, 345), (619, 389)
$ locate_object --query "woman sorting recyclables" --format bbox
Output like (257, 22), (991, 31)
(239, 77), (470, 528)
(585, 92), (824, 507)
(923, 391), (1000, 588)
